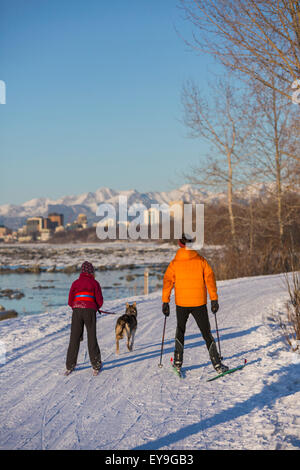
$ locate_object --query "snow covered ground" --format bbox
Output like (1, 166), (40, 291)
(0, 242), (178, 271)
(0, 242), (220, 271)
(1, 272), (300, 450)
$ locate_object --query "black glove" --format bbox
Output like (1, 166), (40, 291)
(211, 300), (219, 314)
(162, 303), (170, 317)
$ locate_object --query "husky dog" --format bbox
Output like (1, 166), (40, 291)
(115, 302), (137, 354)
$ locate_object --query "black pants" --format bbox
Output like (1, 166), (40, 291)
(175, 305), (220, 367)
(66, 308), (101, 370)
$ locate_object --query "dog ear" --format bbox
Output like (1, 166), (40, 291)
(132, 301), (136, 307)
(126, 302), (129, 308)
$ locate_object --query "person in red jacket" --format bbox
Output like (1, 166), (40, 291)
(65, 261), (103, 375)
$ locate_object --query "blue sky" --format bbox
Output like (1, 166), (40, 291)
(0, 0), (220, 205)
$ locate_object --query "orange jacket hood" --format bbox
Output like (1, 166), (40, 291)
(174, 247), (200, 261)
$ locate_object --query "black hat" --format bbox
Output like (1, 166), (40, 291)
(179, 234), (195, 246)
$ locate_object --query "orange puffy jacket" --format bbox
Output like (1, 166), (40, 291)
(162, 247), (218, 307)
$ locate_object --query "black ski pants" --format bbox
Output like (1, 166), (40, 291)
(175, 304), (217, 365)
(66, 308), (101, 371)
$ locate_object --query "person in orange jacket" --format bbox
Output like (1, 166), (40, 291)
(162, 234), (228, 373)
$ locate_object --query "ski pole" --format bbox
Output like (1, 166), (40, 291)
(214, 313), (223, 360)
(158, 315), (167, 368)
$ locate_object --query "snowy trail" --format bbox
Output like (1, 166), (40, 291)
(1, 273), (300, 450)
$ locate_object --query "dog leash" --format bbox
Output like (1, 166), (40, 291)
(98, 309), (118, 315)
(81, 308), (118, 341)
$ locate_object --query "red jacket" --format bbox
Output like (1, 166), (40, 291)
(68, 273), (103, 311)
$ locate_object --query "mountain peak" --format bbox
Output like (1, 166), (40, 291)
(0, 183), (283, 230)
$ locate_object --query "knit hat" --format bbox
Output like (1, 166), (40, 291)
(179, 234), (195, 248)
(81, 261), (95, 274)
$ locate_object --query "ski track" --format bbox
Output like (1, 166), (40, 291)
(1, 274), (300, 449)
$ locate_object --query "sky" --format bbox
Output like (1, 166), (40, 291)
(0, 0), (220, 205)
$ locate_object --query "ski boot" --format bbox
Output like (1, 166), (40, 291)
(209, 340), (229, 374)
(173, 351), (183, 373)
(213, 362), (229, 374)
(92, 361), (103, 376)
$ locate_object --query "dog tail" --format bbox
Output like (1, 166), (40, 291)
(115, 318), (126, 340)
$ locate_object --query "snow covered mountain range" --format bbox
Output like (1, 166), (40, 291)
(0, 182), (281, 229)
(0, 185), (219, 229)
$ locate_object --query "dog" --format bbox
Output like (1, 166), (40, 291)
(115, 302), (137, 354)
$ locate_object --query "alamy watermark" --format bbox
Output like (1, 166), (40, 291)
(96, 197), (204, 247)
(0, 80), (6, 104)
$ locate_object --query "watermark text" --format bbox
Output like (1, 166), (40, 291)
(96, 197), (204, 247)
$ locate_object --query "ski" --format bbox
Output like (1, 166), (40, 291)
(207, 359), (247, 382)
(170, 358), (183, 378)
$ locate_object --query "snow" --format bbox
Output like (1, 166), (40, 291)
(0, 241), (178, 270)
(1, 272), (300, 450)
(0, 184), (204, 224)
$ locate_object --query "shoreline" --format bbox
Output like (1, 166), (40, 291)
(0, 261), (169, 274)
(0, 241), (219, 274)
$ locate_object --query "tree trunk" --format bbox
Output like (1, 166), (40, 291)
(227, 148), (237, 247)
(272, 87), (284, 244)
(249, 198), (254, 256)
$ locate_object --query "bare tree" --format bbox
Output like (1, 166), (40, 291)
(248, 76), (300, 243)
(182, 78), (255, 247)
(179, 0), (300, 101)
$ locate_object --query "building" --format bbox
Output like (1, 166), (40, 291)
(26, 217), (45, 235)
(18, 235), (33, 243)
(48, 213), (64, 227)
(0, 225), (8, 237)
(26, 214), (64, 235)
(76, 213), (88, 229)
(43, 218), (52, 229)
(17, 225), (27, 236)
(39, 229), (52, 241)
(54, 225), (65, 233)
(25, 215), (61, 240)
